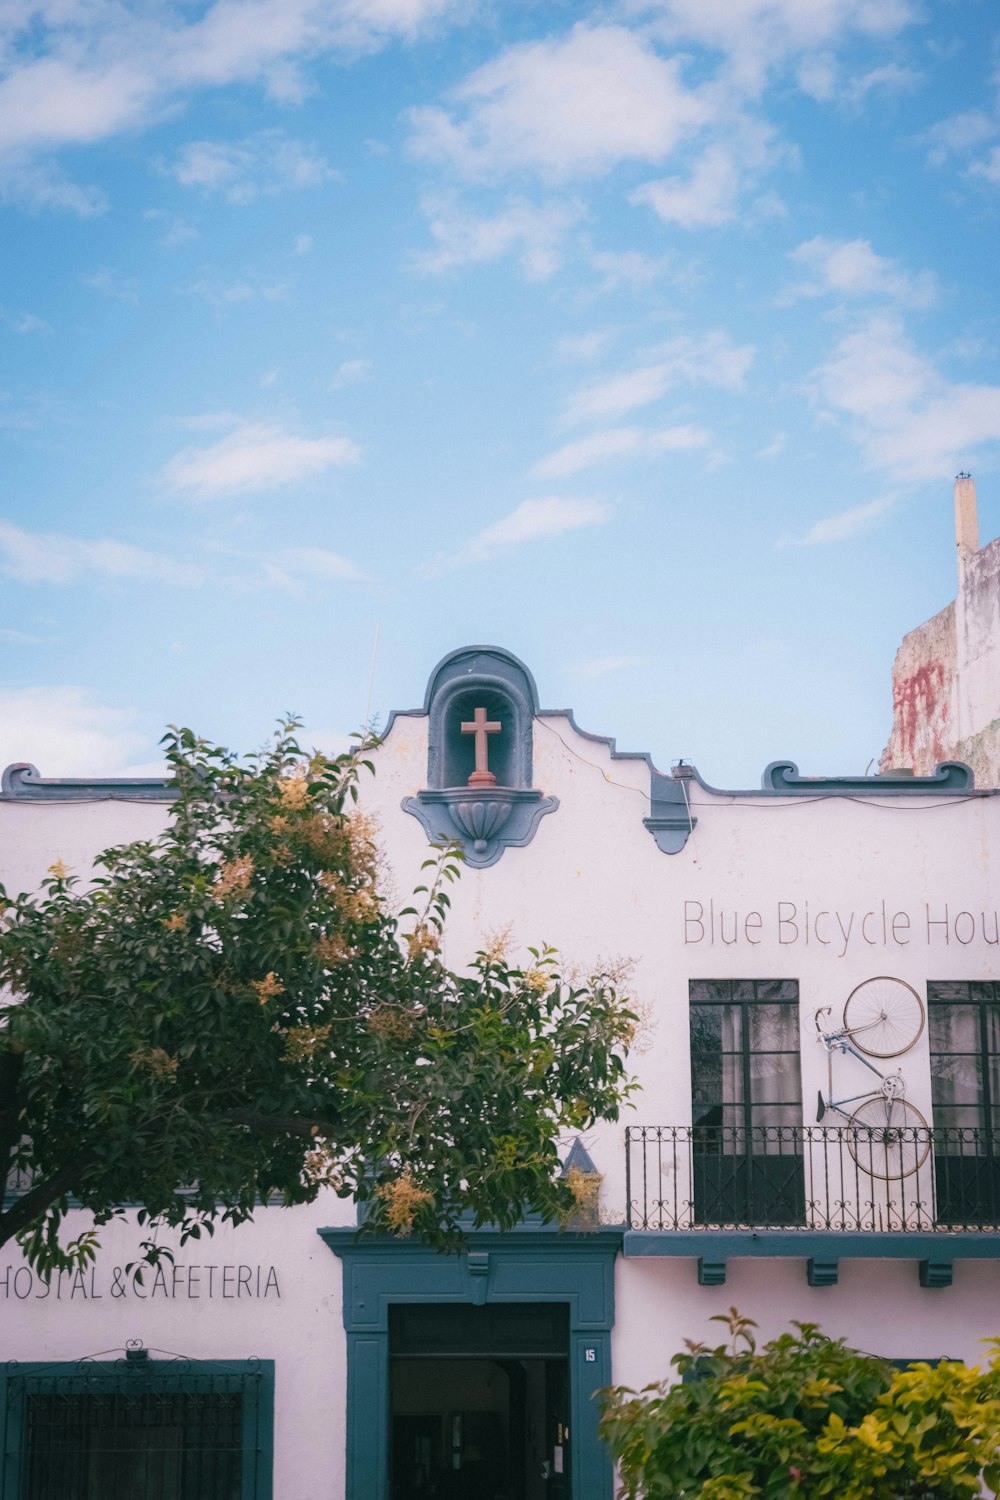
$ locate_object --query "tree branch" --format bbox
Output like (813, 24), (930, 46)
(0, 1155), (93, 1251)
(0, 1048), (25, 1206)
(222, 1110), (341, 1138)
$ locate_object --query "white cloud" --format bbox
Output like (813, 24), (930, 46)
(294, 234), (314, 254)
(846, 62), (922, 103)
(161, 420), (361, 499)
(570, 655), (642, 679)
(0, 308), (51, 335)
(82, 266), (139, 303)
(0, 519), (200, 586)
(810, 316), (1000, 482)
(533, 423), (709, 477)
(331, 358), (373, 389)
(632, 143), (743, 228)
(0, 56), (156, 156)
(919, 109), (997, 167)
(638, 0), (917, 96)
(554, 329), (617, 364)
(564, 330), (754, 424)
(0, 685), (154, 778)
(779, 494), (896, 546)
(969, 147), (1000, 185)
(632, 116), (786, 229)
(420, 496), (612, 575)
(798, 57), (922, 105)
(165, 130), (338, 204)
(161, 219), (199, 248)
(183, 274), (290, 308)
(0, 0), (466, 209)
(408, 24), (708, 181)
(590, 250), (670, 291)
(564, 365), (673, 425)
(782, 237), (937, 308)
(263, 546), (371, 587)
(415, 195), (583, 279)
(756, 431), (787, 459)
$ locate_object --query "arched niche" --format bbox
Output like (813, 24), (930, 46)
(401, 646), (557, 868)
(424, 647), (537, 791)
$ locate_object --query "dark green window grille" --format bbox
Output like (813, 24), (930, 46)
(929, 981), (1000, 1226)
(1, 1352), (273, 1500)
(689, 979), (804, 1225)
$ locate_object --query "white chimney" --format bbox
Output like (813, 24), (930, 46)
(955, 472), (979, 559)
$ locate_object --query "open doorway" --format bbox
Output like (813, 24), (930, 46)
(389, 1304), (570, 1500)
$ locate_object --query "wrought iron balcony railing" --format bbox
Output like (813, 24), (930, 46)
(625, 1124), (1000, 1233)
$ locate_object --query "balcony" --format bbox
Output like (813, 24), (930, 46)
(623, 1125), (1000, 1287)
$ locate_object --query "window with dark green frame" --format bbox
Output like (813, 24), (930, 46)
(0, 1357), (273, 1500)
(690, 980), (804, 1226)
(928, 981), (1000, 1227)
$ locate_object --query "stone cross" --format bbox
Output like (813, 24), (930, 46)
(461, 706), (501, 786)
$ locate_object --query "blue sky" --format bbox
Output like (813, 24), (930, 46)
(2, 0), (999, 787)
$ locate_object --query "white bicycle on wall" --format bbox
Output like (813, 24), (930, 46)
(815, 977), (929, 1180)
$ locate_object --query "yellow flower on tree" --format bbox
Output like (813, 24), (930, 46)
(214, 854), (254, 902)
(252, 972), (284, 1003)
(378, 1171), (434, 1236)
(278, 770), (311, 810)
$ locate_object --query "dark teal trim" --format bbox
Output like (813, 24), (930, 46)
(623, 1229), (1000, 1288)
(562, 1138), (598, 1176)
(759, 759), (976, 794)
(0, 1356), (273, 1500)
(320, 1227), (622, 1500)
(402, 787), (559, 869)
(1, 762), (175, 802)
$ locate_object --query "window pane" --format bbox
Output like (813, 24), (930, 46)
(747, 1004), (798, 1053)
(986, 1005), (1000, 1055)
(690, 1005), (721, 1052)
(933, 1104), (989, 1134)
(690, 980), (729, 1005)
(754, 980), (798, 1002)
(931, 1054), (983, 1106)
(750, 1052), (801, 1104)
(929, 1004), (980, 1053)
(691, 1004), (742, 1051)
(691, 1053), (722, 1105)
(929, 982), (970, 1004)
(751, 1104), (802, 1133)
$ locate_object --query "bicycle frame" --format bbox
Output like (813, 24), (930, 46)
(814, 1007), (905, 1124)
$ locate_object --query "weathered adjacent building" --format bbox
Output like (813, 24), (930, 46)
(882, 474), (1000, 785)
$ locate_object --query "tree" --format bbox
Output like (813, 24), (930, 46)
(0, 723), (635, 1275)
(599, 1309), (1000, 1500)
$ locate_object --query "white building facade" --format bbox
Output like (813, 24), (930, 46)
(2, 644), (999, 1500)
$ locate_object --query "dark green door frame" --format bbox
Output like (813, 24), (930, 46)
(319, 1227), (622, 1500)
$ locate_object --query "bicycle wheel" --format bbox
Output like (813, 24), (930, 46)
(846, 1097), (930, 1180)
(842, 976), (924, 1057)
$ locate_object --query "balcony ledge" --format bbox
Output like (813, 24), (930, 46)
(622, 1229), (1000, 1287)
